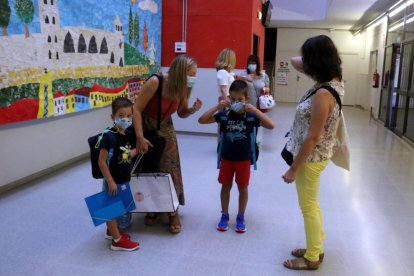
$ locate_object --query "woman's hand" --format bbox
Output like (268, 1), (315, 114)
(191, 97), (203, 113)
(282, 168), (296, 184)
(262, 87), (270, 94)
(137, 137), (153, 155)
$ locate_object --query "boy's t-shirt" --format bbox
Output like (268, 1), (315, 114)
(214, 110), (260, 162)
(100, 128), (134, 183)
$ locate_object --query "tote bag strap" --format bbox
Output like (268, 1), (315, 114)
(303, 85), (342, 113)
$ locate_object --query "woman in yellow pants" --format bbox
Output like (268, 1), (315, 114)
(281, 35), (345, 270)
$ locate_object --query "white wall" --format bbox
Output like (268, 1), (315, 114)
(171, 68), (218, 134)
(364, 19), (388, 118)
(0, 67), (220, 190)
(0, 107), (112, 191)
(274, 28), (367, 107)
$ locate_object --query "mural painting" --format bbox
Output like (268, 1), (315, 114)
(0, 0), (161, 125)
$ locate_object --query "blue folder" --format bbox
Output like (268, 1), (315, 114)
(85, 182), (136, 226)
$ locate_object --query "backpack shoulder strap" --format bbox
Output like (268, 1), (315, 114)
(217, 112), (228, 169)
(246, 113), (258, 170)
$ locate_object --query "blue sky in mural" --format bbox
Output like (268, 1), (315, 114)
(4, 0), (161, 63)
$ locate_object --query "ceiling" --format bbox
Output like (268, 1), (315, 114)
(268, 0), (401, 32)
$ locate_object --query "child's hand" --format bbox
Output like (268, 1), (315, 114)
(244, 103), (257, 113)
(218, 99), (230, 110)
(108, 181), (118, 196)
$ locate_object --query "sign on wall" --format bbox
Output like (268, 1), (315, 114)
(0, 0), (161, 125)
(276, 61), (290, 86)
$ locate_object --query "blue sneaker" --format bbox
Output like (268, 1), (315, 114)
(235, 214), (247, 233)
(217, 212), (229, 231)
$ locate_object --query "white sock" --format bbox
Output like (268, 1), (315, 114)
(114, 236), (121, 242)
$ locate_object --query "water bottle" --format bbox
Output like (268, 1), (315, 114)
(117, 212), (132, 229)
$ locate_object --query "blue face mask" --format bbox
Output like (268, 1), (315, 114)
(114, 117), (132, 130)
(230, 102), (245, 113)
(248, 64), (257, 72)
(187, 76), (197, 88)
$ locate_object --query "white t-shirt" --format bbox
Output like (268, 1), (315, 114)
(216, 69), (234, 97)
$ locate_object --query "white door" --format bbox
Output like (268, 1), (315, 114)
(340, 54), (358, 106)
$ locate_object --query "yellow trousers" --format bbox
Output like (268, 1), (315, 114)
(295, 160), (328, 262)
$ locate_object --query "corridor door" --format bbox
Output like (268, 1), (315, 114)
(340, 53), (358, 106)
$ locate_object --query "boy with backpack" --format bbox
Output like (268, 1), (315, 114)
(97, 97), (139, 251)
(198, 80), (274, 233)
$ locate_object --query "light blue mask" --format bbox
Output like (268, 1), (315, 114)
(187, 76), (197, 88)
(248, 64), (257, 72)
(230, 102), (245, 113)
(114, 117), (132, 130)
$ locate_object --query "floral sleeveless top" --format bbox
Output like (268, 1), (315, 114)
(286, 80), (345, 162)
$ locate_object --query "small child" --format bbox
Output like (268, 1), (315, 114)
(198, 80), (274, 233)
(98, 97), (139, 251)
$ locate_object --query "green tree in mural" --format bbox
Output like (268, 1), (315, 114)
(128, 6), (133, 44)
(15, 0), (34, 38)
(133, 11), (139, 51)
(0, 0), (11, 36)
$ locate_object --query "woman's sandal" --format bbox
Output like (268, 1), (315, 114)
(283, 257), (320, 270)
(168, 213), (181, 234)
(291, 248), (324, 262)
(144, 213), (159, 226)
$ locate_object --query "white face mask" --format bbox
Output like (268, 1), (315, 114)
(230, 102), (245, 113)
(248, 64), (257, 72)
(114, 117), (132, 130)
(187, 76), (197, 88)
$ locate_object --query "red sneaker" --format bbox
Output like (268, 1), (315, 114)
(110, 235), (139, 251)
(105, 229), (130, 240)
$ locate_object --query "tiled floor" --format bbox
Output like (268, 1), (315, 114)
(1, 103), (414, 276)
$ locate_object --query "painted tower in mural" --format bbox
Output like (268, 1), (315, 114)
(34, 0), (125, 117)
(36, 0), (124, 68)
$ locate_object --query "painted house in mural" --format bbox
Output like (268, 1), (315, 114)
(0, 0), (124, 71)
(53, 91), (65, 116)
(89, 82), (129, 108)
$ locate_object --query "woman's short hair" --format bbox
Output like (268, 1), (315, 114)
(301, 35), (342, 83)
(215, 48), (236, 71)
(167, 55), (197, 100)
(246, 54), (262, 75)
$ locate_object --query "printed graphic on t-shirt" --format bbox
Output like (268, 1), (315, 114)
(119, 144), (132, 164)
(226, 120), (247, 142)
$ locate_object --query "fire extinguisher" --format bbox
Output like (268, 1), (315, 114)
(372, 70), (380, 88)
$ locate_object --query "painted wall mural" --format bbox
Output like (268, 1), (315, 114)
(0, 0), (161, 125)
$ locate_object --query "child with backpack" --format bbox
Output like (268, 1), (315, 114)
(98, 97), (139, 251)
(198, 80), (274, 233)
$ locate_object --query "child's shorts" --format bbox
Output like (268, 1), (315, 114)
(218, 159), (251, 187)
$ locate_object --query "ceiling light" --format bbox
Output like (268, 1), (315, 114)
(389, 0), (414, 17)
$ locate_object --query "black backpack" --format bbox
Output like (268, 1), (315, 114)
(88, 128), (118, 179)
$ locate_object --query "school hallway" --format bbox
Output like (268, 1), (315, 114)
(1, 103), (414, 276)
